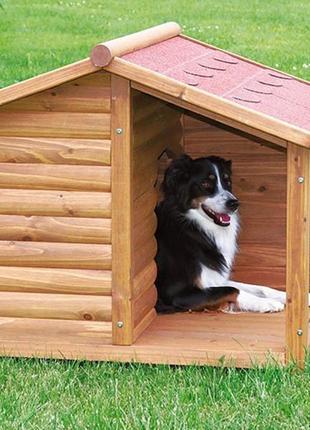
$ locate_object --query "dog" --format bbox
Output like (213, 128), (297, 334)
(155, 154), (306, 314)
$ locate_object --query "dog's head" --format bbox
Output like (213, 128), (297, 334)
(162, 154), (239, 227)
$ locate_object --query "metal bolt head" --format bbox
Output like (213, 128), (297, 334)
(116, 321), (124, 328)
(116, 128), (123, 135)
(297, 329), (303, 336)
(297, 176), (304, 184)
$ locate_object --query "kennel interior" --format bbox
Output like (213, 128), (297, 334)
(0, 23), (309, 367)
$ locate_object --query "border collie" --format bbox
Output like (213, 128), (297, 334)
(155, 154), (305, 313)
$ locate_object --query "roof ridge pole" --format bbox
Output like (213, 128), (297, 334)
(90, 22), (181, 67)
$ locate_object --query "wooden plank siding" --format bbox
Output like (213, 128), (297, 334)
(0, 71), (113, 331)
(0, 164), (111, 191)
(131, 90), (183, 341)
(0, 215), (111, 243)
(184, 113), (287, 290)
(0, 137), (111, 165)
(0, 189), (111, 218)
(0, 267), (111, 295)
(0, 292), (112, 321)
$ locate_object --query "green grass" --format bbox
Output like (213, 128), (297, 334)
(0, 0), (309, 89)
(0, 358), (309, 429)
(1, 1), (310, 428)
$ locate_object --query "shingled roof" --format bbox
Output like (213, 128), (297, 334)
(122, 36), (310, 131)
(1, 23), (309, 147)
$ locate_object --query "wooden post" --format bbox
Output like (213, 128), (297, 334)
(111, 75), (133, 345)
(286, 143), (310, 367)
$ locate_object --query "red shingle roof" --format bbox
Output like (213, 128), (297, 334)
(122, 36), (310, 130)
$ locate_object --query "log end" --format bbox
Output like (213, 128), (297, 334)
(90, 44), (113, 67)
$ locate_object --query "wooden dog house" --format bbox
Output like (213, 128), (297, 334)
(0, 23), (309, 368)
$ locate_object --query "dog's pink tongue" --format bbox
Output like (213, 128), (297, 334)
(215, 213), (231, 223)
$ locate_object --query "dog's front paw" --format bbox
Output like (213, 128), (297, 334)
(256, 298), (285, 313)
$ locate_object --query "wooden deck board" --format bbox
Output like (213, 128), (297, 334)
(0, 311), (294, 367)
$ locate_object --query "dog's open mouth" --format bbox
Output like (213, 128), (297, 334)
(202, 205), (231, 227)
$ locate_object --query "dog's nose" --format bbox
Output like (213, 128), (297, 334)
(226, 198), (240, 212)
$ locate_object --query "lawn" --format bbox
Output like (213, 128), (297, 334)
(0, 0), (310, 428)
(0, 358), (310, 429)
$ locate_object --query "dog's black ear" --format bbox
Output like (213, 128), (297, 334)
(224, 159), (232, 173)
(162, 154), (193, 195)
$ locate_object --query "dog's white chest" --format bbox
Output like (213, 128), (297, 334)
(187, 209), (239, 288)
(211, 221), (238, 270)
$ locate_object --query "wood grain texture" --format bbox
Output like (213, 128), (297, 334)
(132, 94), (183, 200)
(0, 73), (110, 113)
(231, 267), (285, 290)
(183, 114), (287, 152)
(234, 245), (285, 267)
(286, 144), (310, 367)
(0, 241), (111, 269)
(0, 292), (112, 321)
(0, 164), (111, 191)
(0, 137), (111, 165)
(0, 266), (111, 295)
(0, 189), (111, 217)
(133, 104), (181, 148)
(133, 237), (157, 278)
(133, 123), (182, 168)
(238, 217), (285, 246)
(133, 308), (157, 342)
(0, 112), (110, 139)
(0, 60), (101, 106)
(0, 312), (289, 367)
(133, 286), (157, 327)
(133, 189), (158, 227)
(133, 160), (158, 200)
(111, 75), (133, 345)
(0, 215), (111, 244)
(184, 113), (287, 290)
(133, 212), (157, 249)
(0, 317), (113, 348)
(132, 260), (157, 300)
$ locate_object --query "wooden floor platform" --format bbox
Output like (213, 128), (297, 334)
(0, 310), (303, 367)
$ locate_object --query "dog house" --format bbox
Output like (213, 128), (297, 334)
(0, 23), (309, 368)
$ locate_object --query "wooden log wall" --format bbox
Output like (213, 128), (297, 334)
(0, 71), (112, 342)
(183, 113), (287, 290)
(132, 90), (183, 341)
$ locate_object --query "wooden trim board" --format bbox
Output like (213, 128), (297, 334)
(111, 75), (134, 345)
(286, 144), (310, 367)
(105, 58), (310, 148)
(0, 59), (99, 106)
(0, 312), (291, 367)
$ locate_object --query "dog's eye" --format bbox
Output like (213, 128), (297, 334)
(223, 173), (230, 180)
(201, 181), (212, 189)
(209, 174), (216, 180)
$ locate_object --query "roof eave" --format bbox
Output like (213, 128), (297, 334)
(0, 37), (309, 149)
(105, 57), (310, 149)
(0, 58), (100, 107)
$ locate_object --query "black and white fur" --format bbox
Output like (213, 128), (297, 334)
(155, 155), (309, 313)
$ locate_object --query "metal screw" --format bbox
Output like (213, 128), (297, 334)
(116, 321), (124, 328)
(297, 329), (303, 336)
(116, 128), (123, 135)
(297, 176), (304, 184)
